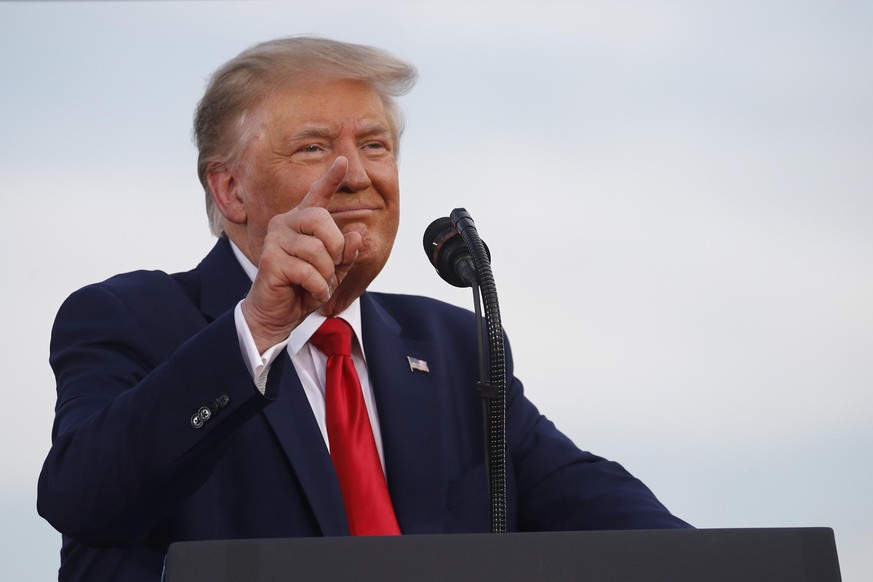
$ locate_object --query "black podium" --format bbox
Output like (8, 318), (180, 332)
(162, 528), (841, 581)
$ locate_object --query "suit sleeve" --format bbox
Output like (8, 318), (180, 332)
(502, 340), (692, 530)
(37, 280), (282, 546)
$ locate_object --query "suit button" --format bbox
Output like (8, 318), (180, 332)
(216, 394), (230, 408)
(198, 406), (212, 421)
(191, 414), (204, 429)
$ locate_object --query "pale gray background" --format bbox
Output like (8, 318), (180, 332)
(1, 1), (871, 580)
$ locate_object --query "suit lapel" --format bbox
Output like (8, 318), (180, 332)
(197, 237), (348, 535)
(361, 293), (446, 533)
(261, 358), (349, 536)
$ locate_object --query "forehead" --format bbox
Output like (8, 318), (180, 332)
(254, 77), (391, 134)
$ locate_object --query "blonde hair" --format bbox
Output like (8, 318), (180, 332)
(193, 36), (417, 236)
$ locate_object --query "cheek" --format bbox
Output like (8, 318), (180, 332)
(371, 159), (400, 199)
(376, 212), (401, 256)
(258, 168), (315, 216)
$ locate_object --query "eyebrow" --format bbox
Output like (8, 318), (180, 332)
(288, 121), (393, 143)
(357, 121), (393, 138)
(289, 126), (335, 142)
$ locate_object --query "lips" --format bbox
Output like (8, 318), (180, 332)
(329, 206), (380, 218)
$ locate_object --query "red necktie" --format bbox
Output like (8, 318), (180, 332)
(310, 318), (401, 536)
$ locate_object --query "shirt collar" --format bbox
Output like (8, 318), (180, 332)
(229, 238), (259, 283)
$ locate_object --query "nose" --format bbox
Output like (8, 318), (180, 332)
(336, 150), (372, 194)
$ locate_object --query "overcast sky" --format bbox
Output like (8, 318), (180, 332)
(1, 1), (871, 580)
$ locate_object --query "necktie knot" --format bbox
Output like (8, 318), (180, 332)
(311, 318), (353, 358)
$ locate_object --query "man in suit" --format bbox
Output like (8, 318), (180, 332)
(38, 37), (689, 581)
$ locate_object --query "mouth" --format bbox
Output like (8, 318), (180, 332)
(329, 207), (379, 220)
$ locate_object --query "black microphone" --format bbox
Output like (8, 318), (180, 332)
(422, 217), (478, 288)
(424, 210), (507, 532)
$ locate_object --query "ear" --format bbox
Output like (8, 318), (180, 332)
(206, 162), (247, 226)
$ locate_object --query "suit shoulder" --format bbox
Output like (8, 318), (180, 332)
(55, 268), (202, 343)
(70, 267), (200, 307)
(366, 291), (472, 313)
(364, 291), (475, 328)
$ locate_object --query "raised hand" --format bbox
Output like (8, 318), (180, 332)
(241, 156), (364, 352)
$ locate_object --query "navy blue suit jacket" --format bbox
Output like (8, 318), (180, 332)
(38, 237), (688, 581)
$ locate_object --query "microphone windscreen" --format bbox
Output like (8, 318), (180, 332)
(422, 217), (455, 264)
(422, 217), (473, 288)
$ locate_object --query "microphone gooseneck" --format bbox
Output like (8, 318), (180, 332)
(422, 209), (507, 534)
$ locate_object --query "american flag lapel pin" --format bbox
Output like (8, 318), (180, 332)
(407, 356), (430, 373)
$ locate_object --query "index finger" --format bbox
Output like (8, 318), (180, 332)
(296, 156), (349, 211)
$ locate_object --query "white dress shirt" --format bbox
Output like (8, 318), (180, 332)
(229, 241), (387, 470)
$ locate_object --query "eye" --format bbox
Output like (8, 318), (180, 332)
(362, 141), (391, 155)
(292, 144), (329, 161)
